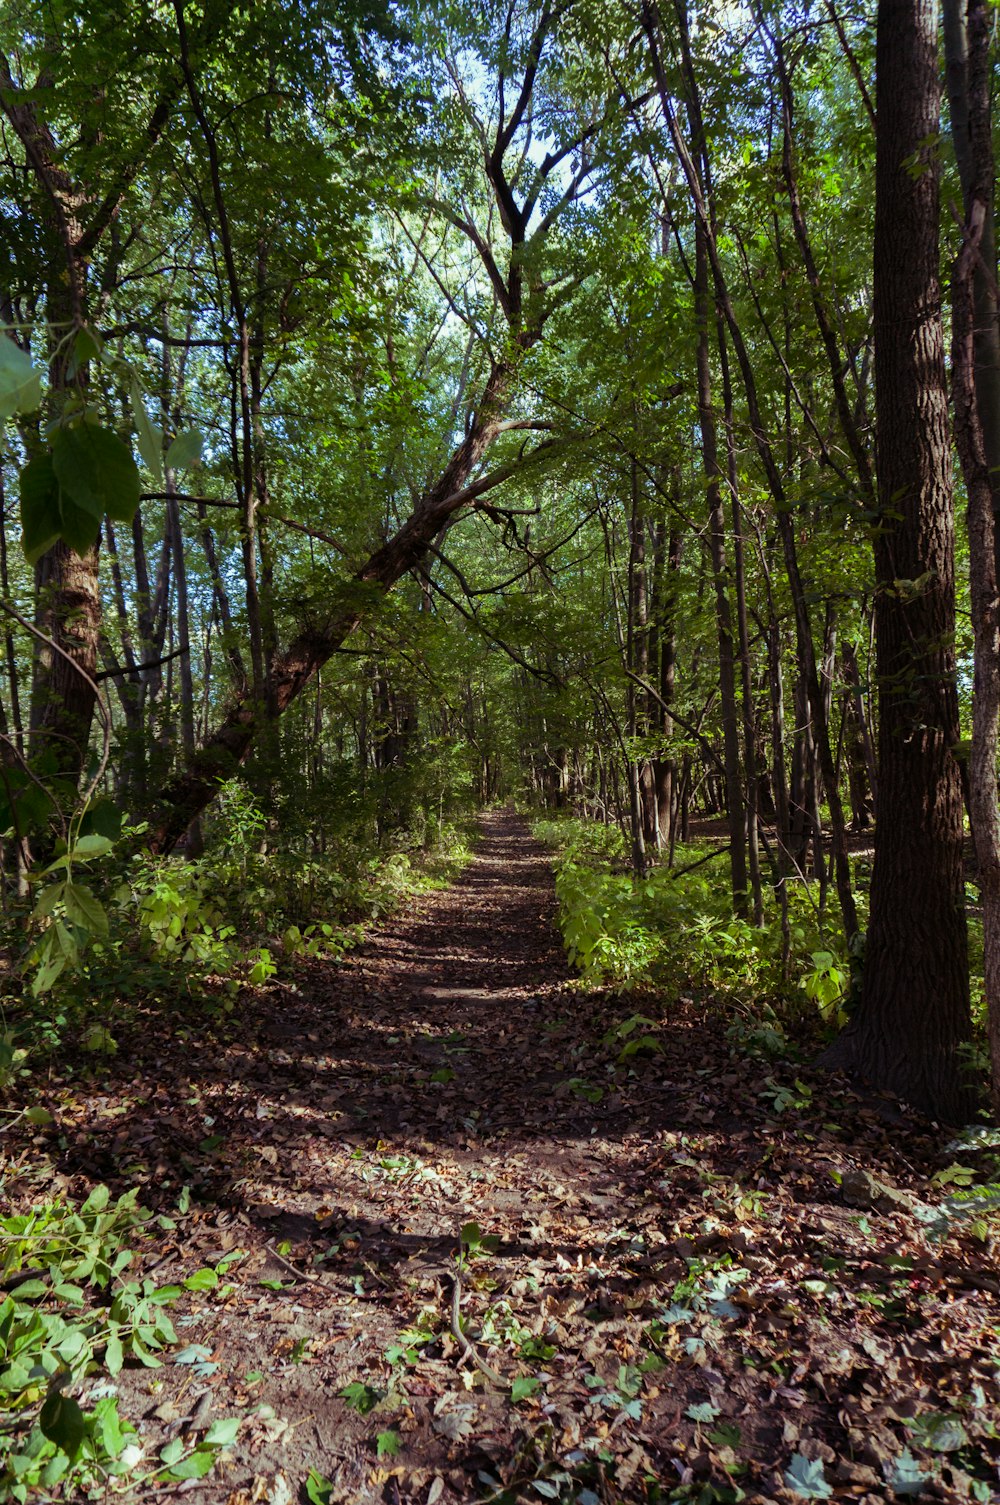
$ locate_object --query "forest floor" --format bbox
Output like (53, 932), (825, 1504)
(3, 811), (1000, 1505)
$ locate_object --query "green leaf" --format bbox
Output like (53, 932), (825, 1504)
(884, 1449), (929, 1496)
(57, 490), (103, 555)
(159, 1437), (186, 1466)
(160, 1445), (215, 1480)
(0, 333), (42, 418)
(375, 1429), (401, 1458)
(105, 1334), (124, 1377)
(511, 1375), (542, 1403)
(51, 422), (141, 523)
(62, 882), (109, 936)
(72, 833), (114, 859)
(183, 1266), (219, 1292)
(39, 1391), (86, 1459)
(165, 428), (203, 470)
(339, 1381), (381, 1415)
(24, 1106), (54, 1125)
(71, 326), (103, 372)
(305, 1469), (334, 1505)
(129, 377), (164, 485)
(685, 1401), (720, 1424)
(908, 1411), (968, 1452)
(203, 1417), (240, 1447)
(81, 1184), (110, 1214)
(784, 1453), (833, 1499)
(19, 451), (62, 564)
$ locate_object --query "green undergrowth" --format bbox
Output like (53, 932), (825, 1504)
(0, 1184), (243, 1501)
(1, 782), (475, 1087)
(533, 815), (854, 1025)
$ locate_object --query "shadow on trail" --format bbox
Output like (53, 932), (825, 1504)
(46, 810), (935, 1294)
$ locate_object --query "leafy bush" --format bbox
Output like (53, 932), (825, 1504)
(535, 815), (851, 1016)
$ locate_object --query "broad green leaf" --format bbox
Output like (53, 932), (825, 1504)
(73, 326), (103, 367)
(511, 1375), (541, 1403)
(62, 882), (109, 936)
(165, 428), (203, 469)
(0, 334), (42, 418)
(203, 1417), (240, 1447)
(161, 1446), (215, 1480)
(39, 1391), (86, 1459)
(159, 1437), (185, 1466)
(105, 1334), (124, 1376)
(24, 1106), (54, 1125)
(58, 490), (103, 555)
(51, 422), (141, 523)
(72, 833), (114, 859)
(376, 1429), (401, 1457)
(305, 1469), (334, 1505)
(183, 1266), (219, 1292)
(339, 1381), (381, 1414)
(19, 451), (62, 564)
(81, 1184), (110, 1214)
(129, 377), (164, 485)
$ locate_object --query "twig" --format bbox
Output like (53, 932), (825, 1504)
(264, 1241), (335, 1287)
(449, 1267), (507, 1390)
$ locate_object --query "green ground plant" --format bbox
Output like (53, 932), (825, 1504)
(533, 815), (854, 1023)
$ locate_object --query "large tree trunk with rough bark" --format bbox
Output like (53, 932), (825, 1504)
(823, 0), (973, 1122)
(945, 0), (1000, 1118)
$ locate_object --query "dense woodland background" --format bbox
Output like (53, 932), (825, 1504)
(8, 3), (1000, 1502)
(0, 0), (998, 1123)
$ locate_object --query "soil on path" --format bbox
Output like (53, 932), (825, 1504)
(5, 811), (1000, 1504)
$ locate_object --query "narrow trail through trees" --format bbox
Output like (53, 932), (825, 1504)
(8, 816), (997, 1502)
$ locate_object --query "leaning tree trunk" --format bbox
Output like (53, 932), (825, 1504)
(146, 358), (523, 850)
(823, 0), (973, 1122)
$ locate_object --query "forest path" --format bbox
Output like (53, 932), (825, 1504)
(14, 813), (996, 1503)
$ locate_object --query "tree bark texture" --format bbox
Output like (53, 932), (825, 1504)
(825, 0), (973, 1122)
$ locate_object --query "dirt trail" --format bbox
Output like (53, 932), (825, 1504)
(12, 811), (999, 1504)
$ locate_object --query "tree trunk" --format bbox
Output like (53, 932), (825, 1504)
(823, 0), (973, 1122)
(945, 0), (1000, 1117)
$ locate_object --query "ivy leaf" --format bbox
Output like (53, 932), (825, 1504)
(19, 451), (62, 564)
(51, 421), (141, 523)
(0, 333), (42, 418)
(784, 1453), (833, 1499)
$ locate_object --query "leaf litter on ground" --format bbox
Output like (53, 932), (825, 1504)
(1, 811), (999, 1503)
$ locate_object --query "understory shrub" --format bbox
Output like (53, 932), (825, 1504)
(534, 814), (854, 1018)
